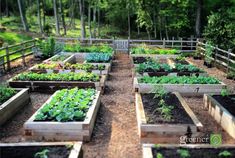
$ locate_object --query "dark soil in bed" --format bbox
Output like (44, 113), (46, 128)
(173, 59), (190, 65)
(152, 147), (235, 158)
(0, 146), (70, 158)
(141, 93), (193, 124)
(212, 95), (235, 116)
(133, 57), (152, 64)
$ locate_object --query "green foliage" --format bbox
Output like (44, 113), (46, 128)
(85, 53), (112, 63)
(35, 88), (96, 122)
(136, 61), (172, 73)
(205, 43), (214, 64)
(175, 64), (203, 72)
(177, 149), (190, 158)
(204, 8), (235, 50)
(220, 88), (230, 97)
(139, 76), (220, 84)
(0, 85), (16, 104)
(34, 149), (50, 158)
(157, 99), (174, 121)
(218, 150), (232, 157)
(0, 31), (32, 45)
(131, 47), (179, 55)
(64, 44), (113, 53)
(156, 153), (164, 158)
(37, 37), (55, 59)
(151, 85), (168, 99)
(13, 72), (100, 82)
(43, 24), (52, 36)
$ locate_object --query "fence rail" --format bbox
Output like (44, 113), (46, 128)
(197, 41), (235, 72)
(0, 39), (39, 71)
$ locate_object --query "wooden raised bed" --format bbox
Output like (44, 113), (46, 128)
(130, 53), (179, 59)
(135, 92), (202, 143)
(133, 77), (226, 96)
(204, 94), (235, 139)
(0, 142), (82, 158)
(143, 144), (235, 158)
(24, 91), (101, 141)
(0, 88), (30, 126)
(8, 75), (107, 92)
(43, 54), (74, 63)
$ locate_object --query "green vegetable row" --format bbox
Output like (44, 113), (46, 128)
(138, 76), (220, 84)
(36, 63), (105, 71)
(0, 85), (16, 104)
(175, 64), (203, 72)
(50, 54), (71, 62)
(35, 88), (96, 122)
(131, 47), (179, 55)
(13, 72), (100, 82)
(64, 44), (113, 54)
(85, 53), (112, 63)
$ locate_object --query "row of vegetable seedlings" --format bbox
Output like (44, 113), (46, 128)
(130, 51), (235, 158)
(1, 50), (114, 157)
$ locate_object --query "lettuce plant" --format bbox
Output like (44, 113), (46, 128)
(85, 53), (112, 63)
(0, 85), (16, 104)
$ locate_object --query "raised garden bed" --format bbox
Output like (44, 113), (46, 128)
(143, 144), (235, 158)
(43, 54), (73, 63)
(0, 88), (30, 125)
(24, 88), (101, 141)
(8, 72), (107, 92)
(204, 94), (235, 138)
(134, 76), (226, 95)
(0, 142), (82, 158)
(29, 63), (108, 75)
(136, 92), (202, 143)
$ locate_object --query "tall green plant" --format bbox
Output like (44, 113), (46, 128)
(38, 37), (55, 59)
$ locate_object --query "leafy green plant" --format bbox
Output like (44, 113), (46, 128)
(151, 85), (168, 99)
(175, 64), (203, 73)
(139, 76), (220, 84)
(0, 85), (16, 104)
(177, 149), (190, 158)
(218, 150), (232, 157)
(35, 88), (96, 122)
(13, 72), (100, 82)
(221, 88), (230, 97)
(37, 37), (55, 59)
(85, 53), (112, 63)
(34, 149), (50, 158)
(136, 61), (172, 73)
(156, 153), (164, 158)
(131, 46), (179, 55)
(63, 44), (113, 53)
(205, 43), (214, 64)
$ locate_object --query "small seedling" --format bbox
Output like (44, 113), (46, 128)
(177, 149), (190, 158)
(220, 88), (230, 97)
(154, 144), (161, 149)
(218, 150), (232, 157)
(34, 149), (50, 158)
(156, 153), (164, 158)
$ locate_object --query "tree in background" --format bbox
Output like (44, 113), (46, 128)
(53, 0), (60, 35)
(17, 0), (29, 31)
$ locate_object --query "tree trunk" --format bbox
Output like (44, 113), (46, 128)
(165, 17), (169, 40)
(153, 10), (157, 39)
(42, 0), (46, 27)
(5, 0), (9, 17)
(0, 0), (2, 20)
(196, 0), (202, 37)
(159, 16), (162, 40)
(127, 1), (131, 38)
(97, 6), (100, 37)
(78, 0), (86, 39)
(137, 26), (140, 36)
(37, 0), (43, 33)
(59, 0), (66, 35)
(88, 2), (92, 39)
(69, 0), (75, 29)
(17, 0), (29, 31)
(93, 5), (97, 38)
(53, 0), (60, 35)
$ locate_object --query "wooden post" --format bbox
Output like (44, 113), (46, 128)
(21, 43), (26, 67)
(128, 37), (130, 56)
(227, 49), (232, 73)
(214, 45), (218, 66)
(172, 37), (174, 48)
(190, 35), (193, 50)
(112, 37), (116, 54)
(163, 38), (166, 48)
(5, 46), (11, 71)
(180, 37), (183, 51)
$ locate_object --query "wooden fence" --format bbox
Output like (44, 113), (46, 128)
(197, 41), (235, 72)
(0, 39), (39, 71)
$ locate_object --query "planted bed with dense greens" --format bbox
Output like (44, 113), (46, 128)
(85, 53), (112, 63)
(139, 76), (220, 84)
(13, 72), (100, 82)
(0, 85), (16, 104)
(35, 88), (96, 122)
(131, 47), (179, 55)
(64, 44), (113, 53)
